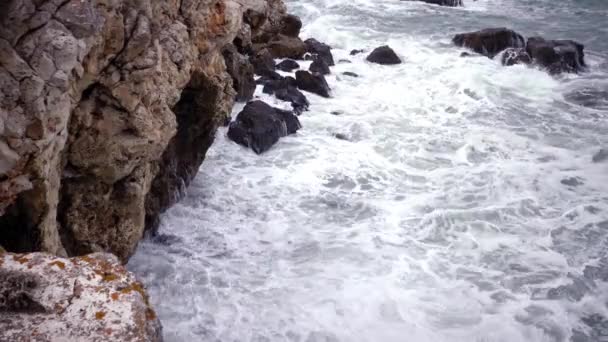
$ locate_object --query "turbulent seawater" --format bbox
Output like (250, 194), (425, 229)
(129, 0), (608, 341)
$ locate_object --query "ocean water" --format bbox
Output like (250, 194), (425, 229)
(128, 0), (608, 341)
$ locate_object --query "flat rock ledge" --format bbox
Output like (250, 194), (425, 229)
(0, 251), (162, 342)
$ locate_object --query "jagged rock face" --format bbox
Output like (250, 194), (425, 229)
(0, 0), (281, 262)
(0, 251), (162, 341)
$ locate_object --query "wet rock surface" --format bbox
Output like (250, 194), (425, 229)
(367, 46), (402, 65)
(453, 28), (526, 58)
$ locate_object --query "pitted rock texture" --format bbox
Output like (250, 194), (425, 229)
(0, 251), (162, 341)
(0, 0), (283, 262)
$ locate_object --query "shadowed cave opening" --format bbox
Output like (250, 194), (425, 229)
(144, 71), (224, 233)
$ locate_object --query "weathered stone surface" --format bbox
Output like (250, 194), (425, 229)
(263, 34), (307, 59)
(0, 251), (161, 341)
(276, 59), (300, 72)
(0, 0), (287, 261)
(251, 48), (278, 76)
(453, 28), (525, 58)
(227, 101), (301, 154)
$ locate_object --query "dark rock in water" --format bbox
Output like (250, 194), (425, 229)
(350, 49), (364, 55)
(501, 47), (532, 66)
(366, 46), (402, 65)
(310, 56), (331, 75)
(152, 234), (183, 246)
(460, 52), (474, 57)
(295, 70), (331, 98)
(338, 59), (352, 64)
(256, 72), (283, 86)
(276, 87), (310, 115)
(526, 37), (586, 74)
(331, 110), (343, 116)
(223, 45), (256, 102)
(334, 133), (349, 141)
(593, 149), (608, 163)
(276, 59), (300, 72)
(453, 28), (525, 58)
(565, 88), (608, 110)
(415, 0), (463, 6)
(265, 34), (307, 59)
(304, 38), (335, 66)
(342, 72), (359, 77)
(228, 101), (301, 154)
(261, 76), (308, 114)
(280, 14), (302, 37)
(250, 49), (276, 76)
(561, 177), (584, 187)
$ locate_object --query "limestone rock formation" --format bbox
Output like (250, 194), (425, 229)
(0, 251), (162, 341)
(0, 0), (286, 262)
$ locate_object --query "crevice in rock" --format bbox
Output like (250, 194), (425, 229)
(144, 71), (223, 232)
(0, 190), (44, 253)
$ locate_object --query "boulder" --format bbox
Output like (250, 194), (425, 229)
(350, 49), (364, 56)
(453, 28), (525, 58)
(501, 48), (532, 66)
(264, 35), (307, 59)
(223, 45), (256, 102)
(310, 56), (331, 75)
(305, 38), (335, 66)
(251, 48), (277, 76)
(367, 46), (402, 65)
(280, 14), (302, 37)
(342, 72), (359, 77)
(228, 101), (301, 154)
(526, 37), (586, 74)
(276, 59), (301, 72)
(0, 252), (162, 342)
(295, 70), (331, 98)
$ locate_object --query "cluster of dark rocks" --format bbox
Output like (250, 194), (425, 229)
(453, 28), (586, 74)
(222, 9), (403, 154)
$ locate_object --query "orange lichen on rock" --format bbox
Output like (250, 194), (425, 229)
(95, 311), (106, 320)
(49, 261), (66, 270)
(111, 293), (120, 301)
(13, 255), (30, 264)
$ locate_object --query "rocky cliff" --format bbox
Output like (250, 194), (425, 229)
(0, 0), (287, 262)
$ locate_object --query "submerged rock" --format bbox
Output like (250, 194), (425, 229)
(263, 76), (310, 114)
(305, 38), (335, 66)
(295, 70), (331, 98)
(342, 72), (359, 77)
(367, 46), (402, 65)
(0, 252), (162, 341)
(310, 56), (331, 75)
(453, 28), (525, 58)
(592, 149), (608, 163)
(228, 101), (301, 154)
(526, 37), (586, 74)
(276, 59), (301, 72)
(350, 49), (365, 56)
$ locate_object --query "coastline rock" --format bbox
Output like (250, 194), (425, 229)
(295, 71), (331, 98)
(310, 56), (331, 75)
(227, 101), (301, 154)
(276, 59), (301, 72)
(251, 48), (278, 77)
(262, 76), (309, 114)
(305, 38), (335, 66)
(263, 34), (307, 59)
(342, 72), (359, 77)
(223, 45), (256, 102)
(367, 46), (402, 65)
(526, 37), (586, 74)
(593, 149), (608, 163)
(453, 28), (525, 58)
(280, 14), (303, 37)
(0, 0), (291, 260)
(350, 49), (364, 56)
(0, 251), (161, 341)
(501, 47), (532, 66)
